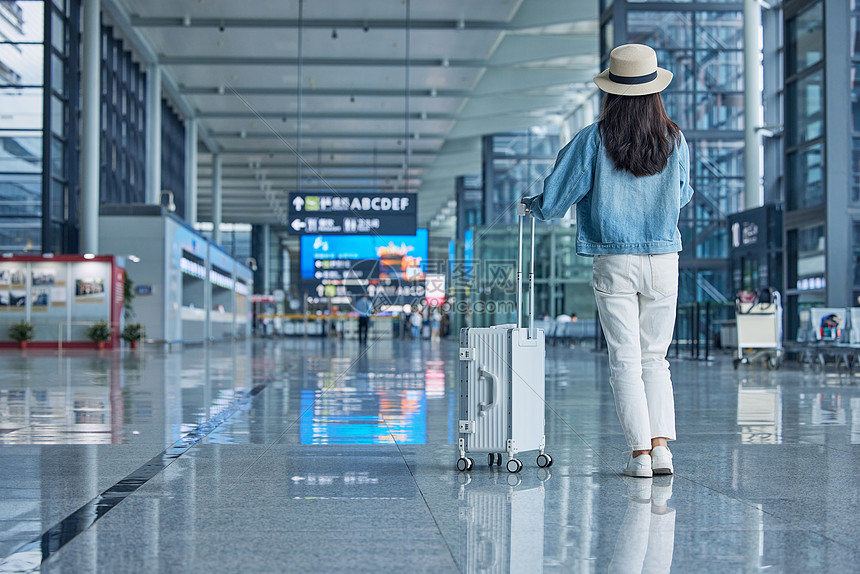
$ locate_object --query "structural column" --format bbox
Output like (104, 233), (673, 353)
(184, 118), (198, 224)
(212, 154), (222, 245)
(743, 0), (762, 210)
(146, 64), (162, 205)
(823, 0), (852, 307)
(80, 0), (100, 254)
(262, 224), (271, 295)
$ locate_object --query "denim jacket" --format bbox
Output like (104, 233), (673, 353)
(523, 123), (694, 256)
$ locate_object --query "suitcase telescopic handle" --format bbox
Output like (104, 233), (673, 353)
(516, 202), (537, 339)
(478, 366), (499, 414)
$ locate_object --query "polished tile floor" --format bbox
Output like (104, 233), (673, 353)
(1, 336), (860, 572)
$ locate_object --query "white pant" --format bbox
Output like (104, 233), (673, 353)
(592, 253), (678, 451)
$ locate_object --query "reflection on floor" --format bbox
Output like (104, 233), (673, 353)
(2, 338), (860, 572)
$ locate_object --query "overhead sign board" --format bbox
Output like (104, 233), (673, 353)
(288, 192), (417, 236)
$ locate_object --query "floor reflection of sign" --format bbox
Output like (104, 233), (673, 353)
(299, 388), (426, 445)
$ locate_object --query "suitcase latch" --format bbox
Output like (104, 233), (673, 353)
(459, 420), (476, 433)
(459, 348), (475, 361)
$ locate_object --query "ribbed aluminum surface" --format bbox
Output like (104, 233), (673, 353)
(459, 489), (510, 574)
(460, 327), (511, 453)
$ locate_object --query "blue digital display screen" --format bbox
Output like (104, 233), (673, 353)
(300, 230), (428, 281)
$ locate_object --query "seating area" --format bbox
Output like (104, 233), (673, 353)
(534, 318), (598, 346)
(787, 307), (860, 372)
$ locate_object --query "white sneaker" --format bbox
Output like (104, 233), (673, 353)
(651, 446), (673, 475)
(623, 452), (653, 478)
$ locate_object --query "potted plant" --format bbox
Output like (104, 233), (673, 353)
(86, 320), (112, 349)
(9, 320), (35, 349)
(121, 323), (143, 349)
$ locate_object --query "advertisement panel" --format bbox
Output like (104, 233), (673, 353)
(300, 230), (428, 304)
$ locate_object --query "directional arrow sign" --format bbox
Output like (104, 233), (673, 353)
(288, 191), (416, 236)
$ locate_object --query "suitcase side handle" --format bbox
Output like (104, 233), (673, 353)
(477, 366), (499, 414)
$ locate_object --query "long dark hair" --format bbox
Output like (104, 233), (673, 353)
(598, 92), (680, 177)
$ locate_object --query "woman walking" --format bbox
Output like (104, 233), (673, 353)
(523, 44), (693, 478)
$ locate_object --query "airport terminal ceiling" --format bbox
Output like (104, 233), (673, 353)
(109, 0), (599, 233)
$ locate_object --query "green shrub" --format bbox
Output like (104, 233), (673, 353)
(121, 323), (142, 342)
(9, 320), (35, 342)
(86, 320), (112, 342)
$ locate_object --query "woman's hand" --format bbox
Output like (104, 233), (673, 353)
(518, 199), (530, 216)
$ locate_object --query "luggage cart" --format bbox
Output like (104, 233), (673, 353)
(733, 288), (783, 370)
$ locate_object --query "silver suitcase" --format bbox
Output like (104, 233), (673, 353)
(457, 206), (553, 473)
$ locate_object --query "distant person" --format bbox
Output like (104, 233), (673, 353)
(571, 312), (578, 322)
(401, 305), (412, 339)
(523, 44), (693, 478)
(555, 313), (572, 323)
(430, 307), (442, 342)
(410, 309), (423, 340)
(355, 294), (374, 345)
(441, 312), (451, 338)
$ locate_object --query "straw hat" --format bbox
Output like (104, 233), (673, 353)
(593, 44), (673, 96)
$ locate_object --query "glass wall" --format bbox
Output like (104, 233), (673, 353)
(852, 1), (860, 302)
(784, 0), (825, 335)
(785, 1), (825, 212)
(1, 1), (189, 255)
(602, 1), (745, 304)
(466, 225), (593, 328)
(100, 23), (146, 207)
(481, 127), (560, 228)
(0, 0), (44, 252)
(161, 100), (186, 218)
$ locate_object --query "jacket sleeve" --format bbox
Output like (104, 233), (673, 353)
(522, 124), (597, 221)
(679, 132), (694, 208)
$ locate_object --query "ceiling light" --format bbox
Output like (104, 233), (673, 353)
(83, 253), (95, 259)
(217, 85), (225, 95)
(429, 88), (437, 97)
(457, 19), (465, 30)
(128, 255), (141, 263)
(182, 15), (191, 27)
(441, 58), (449, 68)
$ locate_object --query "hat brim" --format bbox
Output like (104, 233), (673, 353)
(593, 67), (673, 96)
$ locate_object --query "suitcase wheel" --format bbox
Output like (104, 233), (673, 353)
(506, 459), (523, 473)
(456, 457), (474, 472)
(488, 453), (502, 467)
(536, 453), (553, 468)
